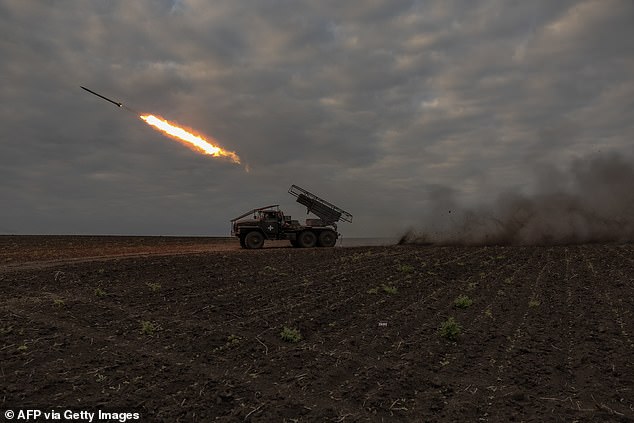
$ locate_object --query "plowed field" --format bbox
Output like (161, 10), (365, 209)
(1, 236), (633, 422)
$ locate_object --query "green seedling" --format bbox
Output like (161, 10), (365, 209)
(397, 264), (414, 273)
(382, 284), (398, 294)
(280, 326), (302, 343)
(146, 283), (161, 292)
(140, 320), (160, 336)
(454, 295), (473, 309)
(439, 317), (462, 341)
(94, 287), (107, 297)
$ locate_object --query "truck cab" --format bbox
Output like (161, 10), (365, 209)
(261, 209), (282, 237)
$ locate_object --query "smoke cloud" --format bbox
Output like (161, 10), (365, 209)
(400, 153), (634, 245)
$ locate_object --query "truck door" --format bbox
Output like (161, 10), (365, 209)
(262, 213), (280, 238)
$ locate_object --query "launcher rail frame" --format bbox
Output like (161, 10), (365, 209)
(288, 184), (353, 226)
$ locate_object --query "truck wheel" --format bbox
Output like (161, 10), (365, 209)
(244, 231), (264, 249)
(318, 230), (337, 247)
(297, 230), (317, 248)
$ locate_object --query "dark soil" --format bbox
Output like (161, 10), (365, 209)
(1, 236), (633, 422)
(0, 235), (237, 265)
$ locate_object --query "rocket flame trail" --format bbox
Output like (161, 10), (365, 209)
(79, 86), (241, 164)
(140, 114), (240, 164)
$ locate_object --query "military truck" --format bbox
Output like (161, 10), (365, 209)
(231, 185), (353, 249)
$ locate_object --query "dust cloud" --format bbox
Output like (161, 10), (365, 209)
(400, 153), (634, 245)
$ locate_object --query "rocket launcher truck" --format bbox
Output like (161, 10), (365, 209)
(230, 185), (353, 249)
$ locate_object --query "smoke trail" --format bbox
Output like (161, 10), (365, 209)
(400, 153), (634, 245)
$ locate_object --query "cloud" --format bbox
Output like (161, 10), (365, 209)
(0, 0), (632, 237)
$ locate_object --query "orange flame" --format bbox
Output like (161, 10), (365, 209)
(140, 114), (240, 163)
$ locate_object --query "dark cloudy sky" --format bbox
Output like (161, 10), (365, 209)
(1, 0), (632, 237)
